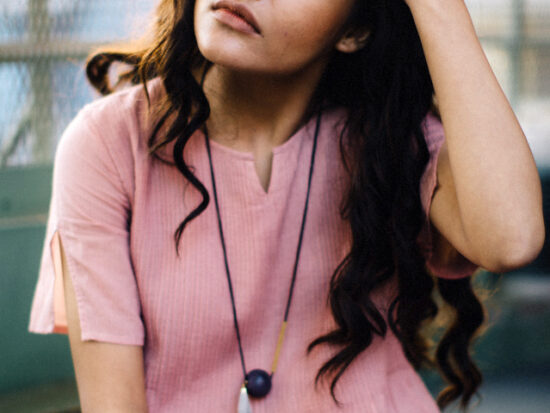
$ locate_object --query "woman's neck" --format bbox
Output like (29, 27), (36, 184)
(201, 63), (326, 152)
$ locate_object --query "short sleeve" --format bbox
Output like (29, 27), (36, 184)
(418, 113), (479, 279)
(28, 106), (144, 345)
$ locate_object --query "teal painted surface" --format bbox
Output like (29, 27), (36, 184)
(0, 166), (75, 393)
(422, 274), (550, 396)
(0, 379), (79, 412)
(0, 165), (53, 220)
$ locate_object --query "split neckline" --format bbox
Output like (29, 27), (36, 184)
(202, 116), (314, 162)
(198, 116), (317, 198)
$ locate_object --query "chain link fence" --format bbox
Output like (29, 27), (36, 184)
(468, 0), (550, 167)
(0, 0), (549, 168)
(0, 0), (154, 167)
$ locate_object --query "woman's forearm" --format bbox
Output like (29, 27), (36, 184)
(408, 0), (544, 270)
(61, 236), (149, 413)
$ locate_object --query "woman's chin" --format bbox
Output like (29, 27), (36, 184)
(199, 49), (262, 72)
(201, 52), (309, 80)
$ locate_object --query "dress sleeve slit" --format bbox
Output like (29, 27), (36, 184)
(51, 230), (68, 334)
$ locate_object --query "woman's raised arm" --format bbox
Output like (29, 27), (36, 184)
(61, 237), (149, 413)
(407, 0), (545, 272)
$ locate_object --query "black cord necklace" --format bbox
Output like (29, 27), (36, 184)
(203, 112), (322, 412)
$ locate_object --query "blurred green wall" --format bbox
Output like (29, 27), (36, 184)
(0, 166), (74, 393)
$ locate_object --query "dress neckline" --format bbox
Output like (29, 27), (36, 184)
(202, 116), (315, 162)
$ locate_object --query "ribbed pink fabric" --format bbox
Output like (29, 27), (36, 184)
(29, 80), (477, 412)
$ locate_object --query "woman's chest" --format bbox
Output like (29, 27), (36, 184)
(131, 171), (350, 327)
(128, 127), (351, 343)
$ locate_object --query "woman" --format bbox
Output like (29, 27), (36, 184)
(29, 0), (544, 411)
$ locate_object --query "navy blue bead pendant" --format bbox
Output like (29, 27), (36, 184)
(245, 369), (272, 398)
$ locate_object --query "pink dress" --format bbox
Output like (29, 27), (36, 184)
(29, 80), (477, 412)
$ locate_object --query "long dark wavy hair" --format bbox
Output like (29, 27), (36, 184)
(86, 0), (485, 409)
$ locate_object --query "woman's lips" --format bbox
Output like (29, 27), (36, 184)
(211, 1), (262, 35)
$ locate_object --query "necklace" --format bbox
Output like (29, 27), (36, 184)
(203, 112), (322, 412)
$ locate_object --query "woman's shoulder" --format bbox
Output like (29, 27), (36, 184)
(54, 79), (165, 202)
(78, 78), (163, 144)
(60, 78), (165, 160)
